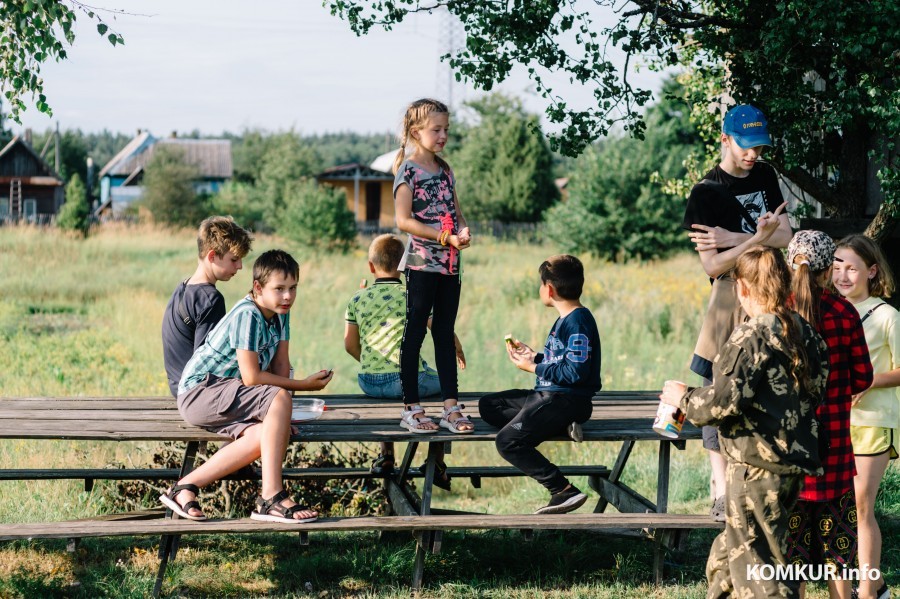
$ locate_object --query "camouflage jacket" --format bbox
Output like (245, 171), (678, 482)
(681, 313), (829, 476)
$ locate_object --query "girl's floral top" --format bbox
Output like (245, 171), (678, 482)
(393, 159), (459, 275)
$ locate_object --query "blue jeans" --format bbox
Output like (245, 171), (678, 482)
(358, 366), (441, 400)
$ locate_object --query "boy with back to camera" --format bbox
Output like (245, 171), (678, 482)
(344, 234), (465, 482)
(162, 216), (253, 398)
(478, 255), (601, 514)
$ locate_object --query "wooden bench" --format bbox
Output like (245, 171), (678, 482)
(0, 391), (714, 595)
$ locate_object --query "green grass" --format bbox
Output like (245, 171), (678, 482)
(0, 224), (897, 598)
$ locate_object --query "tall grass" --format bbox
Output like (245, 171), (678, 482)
(0, 224), (896, 598)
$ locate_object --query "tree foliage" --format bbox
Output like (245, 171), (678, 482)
(278, 179), (357, 252)
(545, 78), (700, 261)
(140, 145), (204, 227)
(56, 172), (90, 232)
(450, 94), (558, 222)
(328, 0), (900, 239)
(0, 0), (123, 122)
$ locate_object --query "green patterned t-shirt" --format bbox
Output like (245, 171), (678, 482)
(345, 279), (425, 374)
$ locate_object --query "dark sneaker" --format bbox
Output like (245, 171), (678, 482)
(710, 495), (725, 522)
(534, 486), (588, 514)
(567, 422), (583, 443)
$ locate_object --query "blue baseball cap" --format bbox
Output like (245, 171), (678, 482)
(723, 104), (772, 149)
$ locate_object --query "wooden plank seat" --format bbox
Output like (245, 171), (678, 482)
(0, 512), (722, 543)
(0, 391), (708, 595)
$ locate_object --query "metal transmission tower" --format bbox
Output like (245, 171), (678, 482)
(436, 7), (466, 109)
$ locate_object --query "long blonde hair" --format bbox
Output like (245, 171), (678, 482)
(734, 246), (812, 392)
(392, 98), (451, 174)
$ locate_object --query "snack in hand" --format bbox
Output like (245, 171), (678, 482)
(504, 334), (519, 349)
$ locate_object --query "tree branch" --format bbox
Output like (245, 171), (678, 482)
(770, 161), (842, 213)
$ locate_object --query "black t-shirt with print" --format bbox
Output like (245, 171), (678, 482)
(682, 162), (784, 252)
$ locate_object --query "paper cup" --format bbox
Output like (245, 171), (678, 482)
(653, 402), (685, 439)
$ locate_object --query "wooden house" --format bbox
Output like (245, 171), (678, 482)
(316, 149), (400, 229)
(98, 132), (232, 216)
(0, 135), (64, 222)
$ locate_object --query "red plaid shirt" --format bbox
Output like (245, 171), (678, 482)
(799, 290), (873, 501)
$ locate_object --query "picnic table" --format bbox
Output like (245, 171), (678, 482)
(0, 391), (715, 596)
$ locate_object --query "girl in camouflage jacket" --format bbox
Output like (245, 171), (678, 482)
(661, 246), (830, 599)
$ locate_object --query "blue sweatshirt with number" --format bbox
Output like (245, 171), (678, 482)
(534, 306), (602, 398)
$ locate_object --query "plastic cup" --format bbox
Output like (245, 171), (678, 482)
(653, 380), (687, 439)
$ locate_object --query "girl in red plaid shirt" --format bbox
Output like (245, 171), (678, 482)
(786, 230), (874, 599)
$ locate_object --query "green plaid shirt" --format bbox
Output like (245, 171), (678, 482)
(345, 279), (425, 374)
(179, 295), (290, 395)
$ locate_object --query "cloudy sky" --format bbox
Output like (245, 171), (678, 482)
(13, 1), (666, 137)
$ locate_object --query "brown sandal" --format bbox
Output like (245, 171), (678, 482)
(250, 490), (317, 524)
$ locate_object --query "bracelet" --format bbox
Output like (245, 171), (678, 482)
(439, 230), (449, 246)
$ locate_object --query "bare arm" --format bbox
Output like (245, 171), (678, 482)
(344, 322), (361, 362)
(236, 343), (333, 392)
(690, 213), (791, 253)
(694, 202), (788, 278)
(395, 184), (470, 249)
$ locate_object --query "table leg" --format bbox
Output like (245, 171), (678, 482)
(652, 441), (674, 584)
(656, 441), (671, 514)
(153, 440), (199, 598)
(411, 441), (440, 591)
(397, 441), (419, 483)
(592, 439), (634, 513)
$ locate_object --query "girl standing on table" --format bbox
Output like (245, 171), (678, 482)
(660, 246), (829, 599)
(833, 234), (898, 599)
(784, 230), (873, 599)
(392, 98), (474, 443)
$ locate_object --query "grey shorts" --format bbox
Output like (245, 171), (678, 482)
(703, 425), (721, 452)
(177, 373), (283, 440)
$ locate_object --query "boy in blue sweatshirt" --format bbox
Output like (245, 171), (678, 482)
(478, 254), (602, 514)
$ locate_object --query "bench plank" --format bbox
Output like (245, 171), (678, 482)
(0, 513), (722, 541)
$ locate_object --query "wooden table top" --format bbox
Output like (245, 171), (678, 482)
(0, 391), (700, 443)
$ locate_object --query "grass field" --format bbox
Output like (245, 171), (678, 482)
(0, 224), (896, 598)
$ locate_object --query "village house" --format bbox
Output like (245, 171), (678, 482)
(0, 135), (64, 223)
(316, 148), (398, 230)
(97, 131), (232, 216)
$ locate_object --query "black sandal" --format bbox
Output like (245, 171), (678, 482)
(370, 453), (395, 475)
(159, 483), (207, 521)
(419, 460), (451, 491)
(250, 489), (317, 524)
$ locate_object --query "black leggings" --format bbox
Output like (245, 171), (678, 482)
(400, 269), (461, 405)
(479, 389), (592, 494)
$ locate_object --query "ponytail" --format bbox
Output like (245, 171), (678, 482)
(790, 261), (822, 328)
(734, 246), (812, 394)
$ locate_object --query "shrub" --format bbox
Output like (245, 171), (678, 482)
(278, 179), (357, 252)
(56, 173), (91, 233)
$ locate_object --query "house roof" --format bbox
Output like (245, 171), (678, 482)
(317, 162), (393, 181)
(0, 135), (62, 182)
(99, 134), (233, 180)
(370, 149), (401, 174)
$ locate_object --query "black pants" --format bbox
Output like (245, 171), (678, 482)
(479, 389), (592, 495)
(400, 269), (461, 404)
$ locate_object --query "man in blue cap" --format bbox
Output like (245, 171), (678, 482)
(681, 104), (792, 522)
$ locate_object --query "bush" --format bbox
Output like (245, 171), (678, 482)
(140, 145), (206, 226)
(209, 181), (267, 232)
(56, 173), (91, 233)
(278, 179), (357, 252)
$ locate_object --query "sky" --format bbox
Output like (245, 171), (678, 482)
(12, 1), (667, 138)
